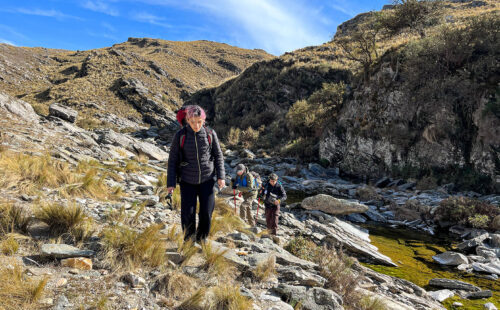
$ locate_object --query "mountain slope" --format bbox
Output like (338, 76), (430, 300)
(0, 38), (273, 130)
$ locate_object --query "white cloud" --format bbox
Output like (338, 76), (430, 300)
(82, 1), (119, 16)
(12, 8), (83, 20)
(101, 22), (116, 32)
(129, 0), (331, 55)
(131, 12), (172, 28)
(0, 24), (29, 40)
(0, 38), (17, 46)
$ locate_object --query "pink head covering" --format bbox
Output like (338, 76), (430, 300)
(185, 105), (206, 120)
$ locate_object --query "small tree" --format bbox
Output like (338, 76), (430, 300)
(336, 26), (379, 80)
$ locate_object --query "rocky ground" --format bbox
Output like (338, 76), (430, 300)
(1, 92), (499, 310)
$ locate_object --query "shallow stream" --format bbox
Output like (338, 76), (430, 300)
(362, 225), (499, 309)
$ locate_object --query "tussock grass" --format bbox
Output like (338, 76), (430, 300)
(177, 238), (198, 267)
(35, 202), (91, 239)
(0, 234), (19, 255)
(209, 198), (248, 237)
(0, 151), (119, 200)
(201, 241), (234, 277)
(101, 224), (166, 270)
(0, 262), (48, 310)
(285, 236), (380, 310)
(176, 287), (207, 310)
(254, 255), (276, 282)
(153, 271), (199, 305)
(0, 203), (32, 235)
(207, 284), (252, 310)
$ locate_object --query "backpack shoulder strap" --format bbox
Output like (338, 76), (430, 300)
(179, 127), (187, 149)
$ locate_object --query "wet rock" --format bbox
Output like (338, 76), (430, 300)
(476, 246), (499, 259)
(457, 233), (489, 251)
(428, 289), (454, 302)
(345, 213), (367, 223)
(472, 260), (500, 275)
(301, 194), (368, 215)
(273, 284), (343, 310)
(428, 278), (480, 291)
(465, 290), (492, 299)
(432, 251), (469, 266)
(375, 177), (391, 188)
(41, 244), (94, 258)
(49, 103), (78, 123)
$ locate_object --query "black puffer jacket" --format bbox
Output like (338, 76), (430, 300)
(261, 181), (287, 208)
(167, 125), (225, 187)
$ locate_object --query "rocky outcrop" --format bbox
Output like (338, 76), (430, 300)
(301, 194), (369, 215)
(0, 92), (39, 122)
(49, 103), (78, 123)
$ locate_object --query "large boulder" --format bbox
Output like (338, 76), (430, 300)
(432, 251), (469, 266)
(0, 92), (39, 122)
(301, 194), (368, 215)
(49, 103), (78, 123)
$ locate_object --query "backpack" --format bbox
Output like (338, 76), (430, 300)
(250, 171), (262, 190)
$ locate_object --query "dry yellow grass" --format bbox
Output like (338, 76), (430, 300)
(0, 235), (19, 255)
(0, 260), (48, 310)
(200, 241), (235, 278)
(207, 284), (253, 310)
(0, 203), (32, 235)
(254, 255), (276, 282)
(101, 224), (167, 270)
(0, 151), (119, 200)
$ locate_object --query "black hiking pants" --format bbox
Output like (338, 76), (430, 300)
(180, 179), (216, 242)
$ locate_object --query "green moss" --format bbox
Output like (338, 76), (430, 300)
(362, 225), (499, 309)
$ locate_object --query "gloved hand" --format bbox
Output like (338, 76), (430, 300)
(232, 184), (238, 190)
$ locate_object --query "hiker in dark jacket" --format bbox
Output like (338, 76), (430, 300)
(259, 173), (286, 236)
(167, 105), (225, 242)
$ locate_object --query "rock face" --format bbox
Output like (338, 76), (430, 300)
(49, 103), (78, 123)
(301, 194), (369, 215)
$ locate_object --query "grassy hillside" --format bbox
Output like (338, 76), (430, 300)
(0, 38), (273, 130)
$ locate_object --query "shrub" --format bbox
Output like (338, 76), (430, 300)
(226, 127), (241, 147)
(355, 186), (380, 201)
(152, 271), (199, 305)
(284, 236), (321, 262)
(35, 202), (89, 237)
(377, 0), (443, 37)
(434, 197), (499, 229)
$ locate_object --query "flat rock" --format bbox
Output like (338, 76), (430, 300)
(41, 244), (94, 258)
(428, 289), (454, 302)
(277, 266), (326, 287)
(0, 92), (39, 122)
(428, 278), (480, 291)
(465, 290), (492, 300)
(301, 194), (368, 215)
(49, 103), (78, 123)
(457, 233), (489, 251)
(484, 302), (498, 310)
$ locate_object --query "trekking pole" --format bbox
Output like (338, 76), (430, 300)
(233, 189), (237, 214)
(255, 197), (261, 223)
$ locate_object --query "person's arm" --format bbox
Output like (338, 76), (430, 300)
(166, 131), (180, 191)
(277, 184), (287, 202)
(211, 130), (226, 186)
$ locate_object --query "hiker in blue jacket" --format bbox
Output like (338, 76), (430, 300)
(231, 164), (257, 226)
(167, 105), (225, 243)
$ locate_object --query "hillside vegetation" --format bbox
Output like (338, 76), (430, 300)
(187, 0), (500, 192)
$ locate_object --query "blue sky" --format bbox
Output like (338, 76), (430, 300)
(0, 0), (388, 55)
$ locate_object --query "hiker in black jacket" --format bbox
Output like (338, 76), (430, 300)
(259, 173), (286, 236)
(167, 105), (225, 243)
